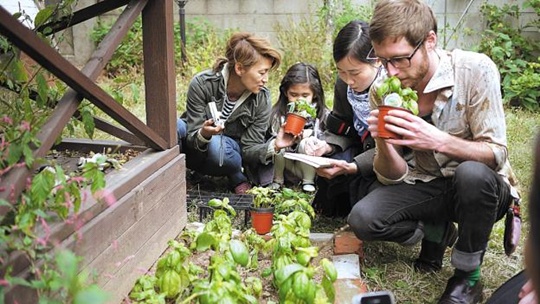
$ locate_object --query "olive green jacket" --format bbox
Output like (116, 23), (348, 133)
(182, 68), (273, 169)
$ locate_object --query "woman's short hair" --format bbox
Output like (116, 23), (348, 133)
(213, 32), (281, 73)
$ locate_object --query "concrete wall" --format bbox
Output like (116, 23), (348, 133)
(11, 0), (536, 66)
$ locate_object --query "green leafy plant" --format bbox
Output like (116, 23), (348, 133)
(376, 76), (419, 115)
(267, 211), (337, 303)
(247, 186), (278, 209)
(475, 0), (540, 109)
(287, 98), (317, 119)
(274, 187), (316, 219)
(0, 3), (110, 302)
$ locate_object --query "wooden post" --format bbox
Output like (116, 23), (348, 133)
(142, 0), (178, 149)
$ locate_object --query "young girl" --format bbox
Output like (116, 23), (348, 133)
(268, 62), (328, 192)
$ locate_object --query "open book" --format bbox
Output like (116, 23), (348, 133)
(283, 152), (334, 169)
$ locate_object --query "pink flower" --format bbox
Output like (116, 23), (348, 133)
(1, 115), (13, 125)
(95, 190), (116, 207)
(19, 121), (31, 131)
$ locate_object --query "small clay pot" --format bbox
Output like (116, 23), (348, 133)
(284, 113), (307, 136)
(377, 105), (411, 139)
(249, 206), (274, 235)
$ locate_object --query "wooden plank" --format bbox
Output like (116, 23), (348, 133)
(93, 117), (145, 146)
(47, 149), (181, 247)
(53, 138), (146, 154)
(101, 205), (186, 303)
(61, 154), (185, 272)
(142, 0), (177, 148)
(3, 150), (183, 278)
(36, 0), (131, 35)
(4, 155), (186, 303)
(79, 156), (186, 285)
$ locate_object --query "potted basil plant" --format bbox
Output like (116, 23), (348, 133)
(284, 98), (317, 136)
(247, 186), (277, 235)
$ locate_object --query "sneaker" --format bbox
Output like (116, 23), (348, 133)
(234, 181), (252, 194)
(268, 182), (282, 190)
(302, 183), (316, 192)
(414, 222), (458, 273)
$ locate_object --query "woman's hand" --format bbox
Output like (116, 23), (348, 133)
(316, 159), (356, 179)
(275, 125), (298, 150)
(199, 118), (224, 139)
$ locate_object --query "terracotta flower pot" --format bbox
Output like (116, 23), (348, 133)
(284, 113), (307, 136)
(250, 206), (274, 235)
(377, 105), (411, 139)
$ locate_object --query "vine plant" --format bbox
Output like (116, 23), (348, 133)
(1, 2), (109, 302)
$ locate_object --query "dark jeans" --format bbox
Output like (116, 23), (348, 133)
(313, 145), (377, 217)
(348, 161), (512, 271)
(177, 118), (247, 187)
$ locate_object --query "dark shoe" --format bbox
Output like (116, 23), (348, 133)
(414, 222), (458, 272)
(438, 276), (483, 304)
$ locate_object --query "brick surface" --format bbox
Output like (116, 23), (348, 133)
(333, 278), (368, 304)
(334, 231), (364, 260)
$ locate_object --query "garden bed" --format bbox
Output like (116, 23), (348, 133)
(3, 145), (187, 304)
(119, 172), (343, 303)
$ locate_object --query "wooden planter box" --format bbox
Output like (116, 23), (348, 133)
(4, 147), (187, 303)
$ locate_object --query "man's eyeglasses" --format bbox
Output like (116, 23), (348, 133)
(367, 40), (424, 69)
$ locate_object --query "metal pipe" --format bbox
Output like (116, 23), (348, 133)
(176, 0), (188, 62)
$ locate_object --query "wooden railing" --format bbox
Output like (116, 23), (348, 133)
(0, 0), (178, 211)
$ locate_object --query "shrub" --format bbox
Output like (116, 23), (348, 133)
(475, 0), (540, 109)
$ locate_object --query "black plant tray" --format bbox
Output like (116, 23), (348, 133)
(186, 189), (254, 225)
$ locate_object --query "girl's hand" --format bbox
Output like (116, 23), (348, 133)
(316, 159), (356, 179)
(304, 137), (331, 156)
(199, 119), (224, 139)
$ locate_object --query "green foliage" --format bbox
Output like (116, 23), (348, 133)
(91, 17), (227, 78)
(475, 0), (540, 109)
(0, 3), (109, 302)
(247, 186), (278, 209)
(317, 0), (374, 38)
(505, 61), (540, 111)
(287, 97), (317, 118)
(273, 0), (373, 107)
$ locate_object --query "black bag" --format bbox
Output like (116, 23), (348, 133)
(504, 198), (522, 256)
(325, 112), (355, 137)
